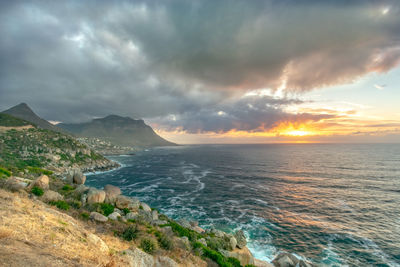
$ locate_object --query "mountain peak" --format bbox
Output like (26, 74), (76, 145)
(2, 103), (63, 132)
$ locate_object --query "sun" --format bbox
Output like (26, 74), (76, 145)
(284, 130), (310, 136)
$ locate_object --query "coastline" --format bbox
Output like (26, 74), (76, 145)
(84, 154), (285, 266)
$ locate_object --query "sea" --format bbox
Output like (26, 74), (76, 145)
(86, 144), (400, 266)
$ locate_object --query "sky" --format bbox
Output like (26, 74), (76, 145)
(0, 0), (399, 143)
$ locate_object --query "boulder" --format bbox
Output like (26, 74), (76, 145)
(228, 236), (237, 251)
(74, 184), (89, 196)
(3, 177), (26, 192)
(90, 211), (108, 222)
(177, 219), (191, 229)
(115, 195), (140, 210)
(223, 246), (255, 266)
(254, 259), (274, 267)
(108, 211), (121, 221)
(192, 225), (205, 234)
(41, 190), (63, 202)
(30, 175), (49, 190)
(121, 248), (178, 267)
(271, 252), (299, 267)
(73, 170), (86, 185)
(86, 188), (106, 204)
(234, 230), (247, 249)
(86, 233), (109, 253)
(126, 212), (139, 221)
(138, 209), (152, 223)
(104, 184), (121, 203)
(153, 220), (168, 226)
(151, 210), (158, 221)
(141, 202), (152, 212)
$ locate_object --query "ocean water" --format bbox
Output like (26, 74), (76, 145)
(86, 144), (400, 266)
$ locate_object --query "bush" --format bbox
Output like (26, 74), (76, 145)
(27, 166), (53, 175)
(31, 186), (44, 196)
(168, 221), (200, 241)
(193, 242), (240, 267)
(122, 225), (138, 241)
(155, 231), (173, 250)
(122, 208), (130, 215)
(100, 203), (114, 216)
(62, 184), (74, 191)
(0, 167), (11, 178)
(81, 212), (89, 220)
(50, 200), (70, 211)
(68, 200), (82, 209)
(140, 238), (157, 254)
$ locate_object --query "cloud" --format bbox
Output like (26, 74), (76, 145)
(374, 84), (386, 90)
(150, 95), (334, 133)
(0, 0), (399, 132)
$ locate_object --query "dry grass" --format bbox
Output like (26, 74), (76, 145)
(0, 189), (125, 266)
(0, 188), (207, 267)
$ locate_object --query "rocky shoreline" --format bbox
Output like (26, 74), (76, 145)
(1, 158), (315, 267)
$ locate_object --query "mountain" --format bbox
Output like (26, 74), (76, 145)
(2, 103), (63, 132)
(58, 115), (175, 147)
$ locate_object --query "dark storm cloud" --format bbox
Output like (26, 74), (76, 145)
(0, 0), (399, 130)
(150, 95), (333, 133)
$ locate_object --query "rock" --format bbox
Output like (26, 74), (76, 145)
(2, 177), (25, 192)
(271, 252), (299, 267)
(198, 238), (207, 247)
(229, 236), (237, 251)
(90, 211), (108, 222)
(108, 211), (121, 221)
(30, 175), (49, 190)
(114, 208), (123, 215)
(86, 233), (109, 253)
(138, 209), (152, 223)
(254, 259), (275, 267)
(141, 202), (151, 212)
(41, 190), (63, 202)
(192, 225), (205, 234)
(190, 221), (199, 227)
(160, 226), (174, 237)
(153, 220), (168, 226)
(126, 212), (139, 220)
(151, 210), (158, 221)
(223, 246), (255, 266)
(234, 230), (247, 248)
(122, 248), (155, 267)
(177, 219), (191, 229)
(210, 228), (225, 238)
(115, 195), (140, 210)
(74, 184), (89, 196)
(121, 248), (178, 267)
(156, 256), (178, 267)
(81, 193), (87, 205)
(298, 259), (314, 267)
(86, 188), (106, 204)
(73, 170), (86, 185)
(104, 184), (121, 203)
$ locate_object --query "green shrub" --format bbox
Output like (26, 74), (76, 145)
(245, 265), (257, 267)
(122, 208), (130, 215)
(50, 200), (70, 211)
(155, 231), (173, 250)
(193, 242), (240, 267)
(81, 212), (90, 220)
(100, 203), (114, 216)
(31, 186), (44, 196)
(168, 221), (200, 242)
(27, 166), (53, 175)
(68, 200), (82, 209)
(122, 225), (138, 241)
(0, 167), (11, 178)
(62, 184), (74, 191)
(140, 238), (156, 254)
